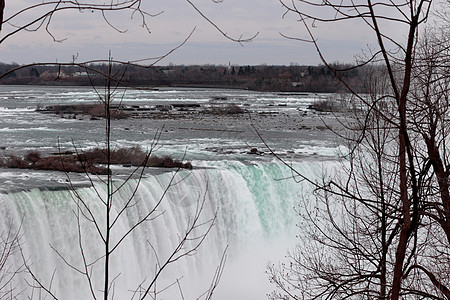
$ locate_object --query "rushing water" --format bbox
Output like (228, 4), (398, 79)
(0, 85), (343, 299)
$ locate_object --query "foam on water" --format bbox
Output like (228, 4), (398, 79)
(0, 161), (328, 299)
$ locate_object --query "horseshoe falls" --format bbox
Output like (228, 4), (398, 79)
(0, 161), (326, 299)
(0, 86), (343, 299)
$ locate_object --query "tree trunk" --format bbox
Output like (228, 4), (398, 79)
(0, 0), (5, 31)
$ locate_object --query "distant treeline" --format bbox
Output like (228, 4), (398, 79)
(0, 62), (370, 92)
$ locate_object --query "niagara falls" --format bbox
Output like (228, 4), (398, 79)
(0, 85), (343, 299)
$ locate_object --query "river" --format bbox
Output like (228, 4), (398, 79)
(0, 85), (344, 299)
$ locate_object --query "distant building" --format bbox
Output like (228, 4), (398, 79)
(73, 71), (89, 77)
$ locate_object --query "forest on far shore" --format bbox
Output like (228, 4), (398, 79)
(0, 63), (369, 93)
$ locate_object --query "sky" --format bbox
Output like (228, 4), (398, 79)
(0, 0), (416, 66)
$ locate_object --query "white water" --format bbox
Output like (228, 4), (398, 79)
(0, 161), (324, 299)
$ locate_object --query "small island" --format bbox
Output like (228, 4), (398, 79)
(0, 147), (193, 175)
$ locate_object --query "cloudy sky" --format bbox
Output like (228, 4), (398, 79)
(1, 0), (413, 66)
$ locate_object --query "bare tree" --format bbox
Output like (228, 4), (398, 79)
(268, 1), (450, 299)
(0, 1), (255, 299)
(0, 0), (256, 66)
(15, 59), (227, 300)
(0, 222), (25, 299)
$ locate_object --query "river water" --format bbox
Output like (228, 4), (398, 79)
(0, 85), (344, 299)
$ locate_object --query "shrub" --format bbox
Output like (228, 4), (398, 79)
(25, 151), (41, 164)
(147, 155), (193, 169)
(1, 147), (193, 174)
(88, 105), (105, 118)
(111, 146), (146, 165)
(78, 148), (106, 164)
(225, 104), (244, 114)
(6, 156), (29, 169)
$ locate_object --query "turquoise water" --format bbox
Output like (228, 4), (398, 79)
(0, 161), (333, 299)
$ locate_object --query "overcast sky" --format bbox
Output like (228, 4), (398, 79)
(1, 0), (415, 66)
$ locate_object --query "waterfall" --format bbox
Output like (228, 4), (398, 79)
(0, 160), (324, 299)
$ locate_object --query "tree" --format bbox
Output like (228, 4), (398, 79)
(18, 61), (224, 299)
(0, 223), (24, 299)
(29, 67), (40, 78)
(268, 1), (450, 299)
(0, 1), (254, 299)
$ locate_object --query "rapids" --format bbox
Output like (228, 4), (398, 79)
(0, 85), (344, 298)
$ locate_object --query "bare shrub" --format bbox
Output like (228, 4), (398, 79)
(110, 108), (130, 119)
(226, 104), (244, 114)
(6, 156), (28, 169)
(87, 105), (105, 118)
(0, 147), (193, 174)
(111, 146), (147, 165)
(25, 151), (41, 165)
(77, 147), (106, 164)
(147, 155), (193, 169)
